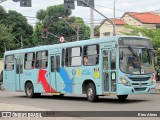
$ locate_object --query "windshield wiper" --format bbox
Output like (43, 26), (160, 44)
(128, 46), (137, 57)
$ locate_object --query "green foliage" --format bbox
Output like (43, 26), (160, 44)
(35, 4), (90, 44)
(0, 6), (34, 57)
(0, 6), (7, 25)
(7, 10), (33, 49)
(94, 25), (100, 36)
(0, 24), (14, 57)
(36, 9), (46, 21)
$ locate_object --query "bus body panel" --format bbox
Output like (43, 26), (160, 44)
(3, 71), (16, 91)
(3, 36), (156, 98)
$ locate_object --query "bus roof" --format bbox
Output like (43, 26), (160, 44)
(4, 35), (150, 55)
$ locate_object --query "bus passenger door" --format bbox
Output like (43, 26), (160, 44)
(15, 58), (23, 91)
(102, 49), (117, 93)
(49, 54), (60, 92)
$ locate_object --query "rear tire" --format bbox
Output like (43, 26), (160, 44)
(86, 83), (98, 102)
(25, 82), (35, 98)
(117, 95), (128, 101)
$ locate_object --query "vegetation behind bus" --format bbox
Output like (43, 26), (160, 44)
(0, 5), (90, 58)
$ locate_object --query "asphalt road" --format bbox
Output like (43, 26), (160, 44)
(0, 91), (160, 119)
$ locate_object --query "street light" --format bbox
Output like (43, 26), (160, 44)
(59, 17), (79, 41)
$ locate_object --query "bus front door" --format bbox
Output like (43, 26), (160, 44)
(49, 55), (60, 92)
(15, 58), (23, 91)
(102, 49), (117, 94)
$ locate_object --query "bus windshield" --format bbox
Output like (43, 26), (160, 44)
(119, 47), (154, 74)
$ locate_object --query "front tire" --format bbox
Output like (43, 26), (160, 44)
(117, 95), (128, 101)
(86, 83), (98, 102)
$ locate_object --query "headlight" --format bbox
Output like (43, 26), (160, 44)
(120, 77), (131, 86)
(149, 80), (156, 85)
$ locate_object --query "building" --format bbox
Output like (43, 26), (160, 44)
(99, 18), (127, 38)
(100, 12), (160, 38)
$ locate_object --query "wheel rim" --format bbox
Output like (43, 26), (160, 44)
(87, 88), (93, 99)
(27, 86), (32, 96)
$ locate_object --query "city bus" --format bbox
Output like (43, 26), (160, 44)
(3, 36), (156, 102)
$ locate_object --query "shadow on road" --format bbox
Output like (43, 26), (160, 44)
(16, 95), (150, 104)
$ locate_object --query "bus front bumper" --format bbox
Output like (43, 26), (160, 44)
(117, 83), (156, 95)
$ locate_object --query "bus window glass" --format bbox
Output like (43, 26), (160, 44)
(110, 49), (116, 70)
(119, 47), (154, 74)
(5, 55), (14, 70)
(66, 47), (82, 66)
(62, 49), (65, 66)
(83, 45), (99, 66)
(36, 51), (48, 69)
(103, 50), (108, 70)
(25, 53), (35, 69)
(56, 56), (60, 72)
(51, 56), (54, 72)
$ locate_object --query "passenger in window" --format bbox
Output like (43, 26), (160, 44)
(36, 61), (39, 68)
(84, 56), (88, 65)
(31, 61), (34, 69)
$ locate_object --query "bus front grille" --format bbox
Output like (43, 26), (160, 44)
(128, 77), (150, 81)
(134, 87), (147, 91)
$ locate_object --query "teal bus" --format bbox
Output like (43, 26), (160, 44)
(3, 36), (156, 102)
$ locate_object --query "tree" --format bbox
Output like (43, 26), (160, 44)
(0, 24), (14, 57)
(34, 4), (90, 44)
(94, 25), (100, 37)
(7, 10), (33, 49)
(36, 9), (46, 22)
(0, 6), (7, 25)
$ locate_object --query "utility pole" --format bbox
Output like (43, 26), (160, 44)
(76, 24), (80, 41)
(81, 0), (116, 36)
(113, 0), (116, 36)
(4, 43), (6, 51)
(20, 36), (23, 48)
(90, 8), (94, 39)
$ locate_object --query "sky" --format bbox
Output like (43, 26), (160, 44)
(1, 0), (160, 26)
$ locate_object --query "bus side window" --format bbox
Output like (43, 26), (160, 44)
(24, 52), (35, 69)
(5, 55), (14, 71)
(83, 45), (99, 66)
(110, 49), (116, 70)
(36, 51), (48, 69)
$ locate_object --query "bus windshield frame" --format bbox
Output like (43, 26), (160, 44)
(118, 37), (154, 75)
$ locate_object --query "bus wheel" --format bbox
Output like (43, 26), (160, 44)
(25, 82), (34, 98)
(86, 83), (98, 102)
(117, 95), (128, 101)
